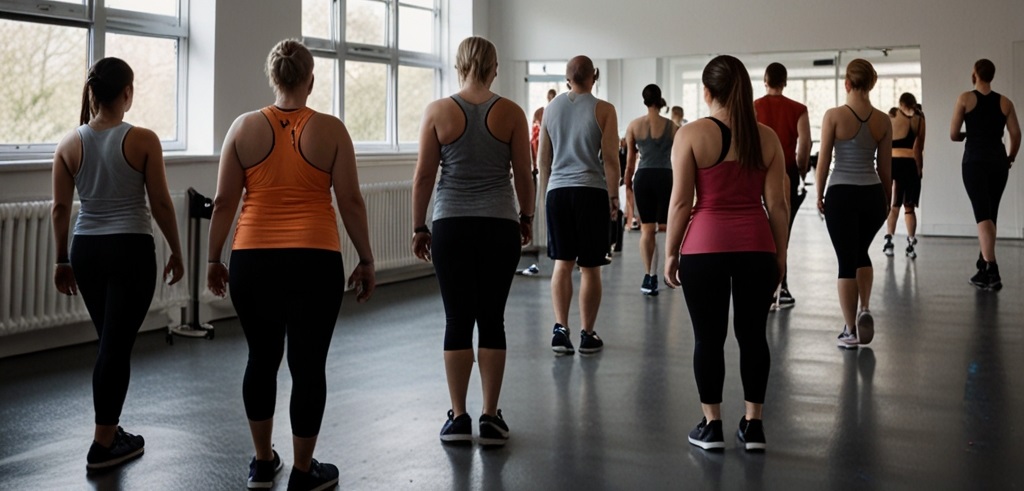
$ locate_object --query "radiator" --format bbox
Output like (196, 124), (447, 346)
(0, 197), (189, 337)
(1, 181), (424, 337)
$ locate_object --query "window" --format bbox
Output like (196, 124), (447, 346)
(0, 0), (188, 157)
(302, 0), (441, 151)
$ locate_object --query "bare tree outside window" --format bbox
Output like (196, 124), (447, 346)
(0, 19), (86, 145)
(106, 33), (178, 141)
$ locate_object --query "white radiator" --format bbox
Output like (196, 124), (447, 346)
(0, 197), (188, 337)
(345, 180), (422, 273)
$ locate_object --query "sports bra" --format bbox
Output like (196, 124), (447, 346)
(892, 112), (918, 149)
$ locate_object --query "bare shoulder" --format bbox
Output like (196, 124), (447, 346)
(757, 122), (782, 145)
(494, 97), (526, 120)
(55, 127), (82, 153)
(595, 99), (617, 116)
(1001, 94), (1015, 111)
(309, 111), (345, 130)
(126, 125), (160, 143)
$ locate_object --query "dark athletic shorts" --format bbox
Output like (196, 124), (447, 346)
(632, 168), (672, 225)
(891, 157), (921, 207)
(546, 186), (610, 267)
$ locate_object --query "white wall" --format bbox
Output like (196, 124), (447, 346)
(488, 0), (1024, 239)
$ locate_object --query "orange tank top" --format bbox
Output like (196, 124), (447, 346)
(232, 106), (341, 252)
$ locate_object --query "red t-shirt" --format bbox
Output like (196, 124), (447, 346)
(754, 95), (807, 173)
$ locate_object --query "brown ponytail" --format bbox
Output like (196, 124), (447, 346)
(80, 58), (134, 125)
(702, 55), (763, 170)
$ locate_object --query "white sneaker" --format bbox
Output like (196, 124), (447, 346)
(519, 264), (540, 276)
(837, 327), (859, 349)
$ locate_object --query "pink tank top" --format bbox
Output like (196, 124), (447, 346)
(679, 160), (776, 255)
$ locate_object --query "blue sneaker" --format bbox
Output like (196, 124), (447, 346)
(579, 330), (604, 354)
(551, 324), (575, 355)
(247, 449), (283, 489)
(440, 410), (472, 444)
(286, 459), (338, 491)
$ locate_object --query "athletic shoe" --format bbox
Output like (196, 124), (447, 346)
(778, 288), (795, 307)
(248, 450), (283, 489)
(286, 459), (339, 491)
(688, 418), (725, 450)
(906, 236), (917, 259)
(440, 410), (473, 443)
(518, 264), (540, 276)
(551, 324), (575, 355)
(836, 326), (859, 349)
(648, 275), (659, 296)
(983, 262), (1002, 291)
(970, 267), (989, 288)
(86, 426), (145, 472)
(882, 235), (894, 257)
(478, 410), (510, 446)
(976, 252), (985, 272)
(640, 274), (653, 295)
(579, 330), (604, 354)
(736, 417), (766, 452)
(630, 219), (640, 231)
(856, 309), (874, 345)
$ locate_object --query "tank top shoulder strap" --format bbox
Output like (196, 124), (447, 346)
(261, 105), (316, 150)
(706, 117), (731, 164)
(844, 105), (871, 123)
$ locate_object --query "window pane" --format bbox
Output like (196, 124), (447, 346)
(398, 6), (434, 53)
(308, 57), (336, 115)
(401, 0), (434, 8)
(105, 33), (178, 141)
(106, 0), (177, 16)
(302, 0), (332, 39)
(397, 65), (435, 142)
(344, 61), (387, 142)
(0, 20), (87, 145)
(528, 61), (566, 76)
(347, 0), (387, 46)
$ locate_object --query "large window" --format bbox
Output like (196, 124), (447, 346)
(303, 0), (440, 152)
(0, 0), (188, 157)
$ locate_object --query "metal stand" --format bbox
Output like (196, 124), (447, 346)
(167, 188), (214, 345)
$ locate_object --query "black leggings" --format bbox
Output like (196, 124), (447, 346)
(431, 217), (521, 351)
(679, 252), (777, 404)
(229, 248), (344, 438)
(70, 234), (156, 426)
(632, 168), (672, 224)
(962, 159), (1009, 224)
(824, 184), (886, 279)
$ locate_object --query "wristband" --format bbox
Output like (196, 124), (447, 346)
(519, 213), (534, 223)
(414, 225), (430, 235)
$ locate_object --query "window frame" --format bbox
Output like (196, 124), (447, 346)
(303, 0), (442, 153)
(0, 0), (188, 159)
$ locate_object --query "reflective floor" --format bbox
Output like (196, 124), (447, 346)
(1, 202), (1022, 490)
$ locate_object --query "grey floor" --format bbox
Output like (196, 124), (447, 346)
(1, 200), (1022, 490)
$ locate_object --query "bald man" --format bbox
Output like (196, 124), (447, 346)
(538, 56), (620, 355)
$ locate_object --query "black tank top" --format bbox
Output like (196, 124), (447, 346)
(892, 112), (917, 149)
(964, 90), (1008, 162)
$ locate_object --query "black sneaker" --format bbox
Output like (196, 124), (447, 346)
(440, 409), (473, 443)
(248, 449), (283, 489)
(687, 418), (725, 450)
(86, 426), (145, 472)
(640, 274), (652, 294)
(648, 275), (660, 296)
(984, 262), (1002, 291)
(286, 459), (339, 491)
(551, 324), (575, 355)
(882, 235), (894, 257)
(579, 330), (604, 354)
(479, 410), (510, 446)
(970, 266), (990, 289)
(778, 288), (795, 307)
(736, 417), (766, 452)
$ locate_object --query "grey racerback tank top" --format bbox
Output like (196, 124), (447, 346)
(828, 106), (881, 188)
(73, 122), (153, 236)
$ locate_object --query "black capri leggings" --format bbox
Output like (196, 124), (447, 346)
(229, 248), (344, 438)
(824, 184), (887, 279)
(632, 168), (673, 224)
(962, 159), (1009, 224)
(70, 234), (156, 426)
(431, 217), (521, 351)
(679, 252), (777, 405)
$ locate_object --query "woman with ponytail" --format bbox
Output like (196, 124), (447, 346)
(815, 58), (892, 349)
(51, 57), (184, 471)
(624, 84), (678, 296)
(663, 55), (788, 452)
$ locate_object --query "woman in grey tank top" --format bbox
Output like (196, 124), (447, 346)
(624, 83), (678, 296)
(412, 36), (535, 447)
(815, 58), (892, 350)
(51, 57), (184, 471)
